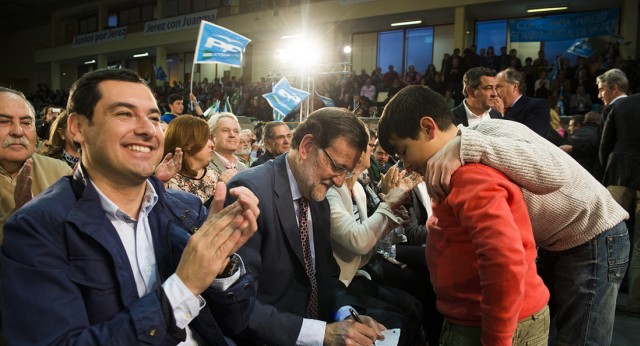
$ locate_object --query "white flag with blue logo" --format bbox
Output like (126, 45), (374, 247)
(262, 78), (310, 119)
(194, 21), (251, 67)
(315, 91), (335, 107)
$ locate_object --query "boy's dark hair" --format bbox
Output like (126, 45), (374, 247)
(68, 68), (146, 122)
(167, 93), (183, 105)
(291, 107), (368, 154)
(378, 85), (453, 156)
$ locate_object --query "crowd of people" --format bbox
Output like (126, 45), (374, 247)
(1, 40), (638, 346)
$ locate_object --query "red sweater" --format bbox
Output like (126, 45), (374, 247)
(426, 164), (549, 346)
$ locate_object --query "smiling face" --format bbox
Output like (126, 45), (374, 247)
(0, 92), (37, 176)
(69, 80), (163, 187)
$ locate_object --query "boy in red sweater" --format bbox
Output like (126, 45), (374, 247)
(377, 85), (550, 346)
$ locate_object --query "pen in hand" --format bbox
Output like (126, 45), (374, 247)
(349, 308), (364, 324)
(349, 308), (383, 344)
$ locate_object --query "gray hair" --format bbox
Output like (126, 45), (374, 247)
(0, 86), (36, 119)
(596, 68), (629, 93)
(208, 112), (240, 134)
(499, 68), (526, 94)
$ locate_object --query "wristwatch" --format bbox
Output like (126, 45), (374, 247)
(219, 253), (241, 278)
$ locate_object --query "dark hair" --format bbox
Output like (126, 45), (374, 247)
(0, 86), (35, 118)
(68, 68), (146, 121)
(262, 121), (288, 142)
(164, 115), (210, 176)
(462, 67), (497, 97)
(167, 93), (183, 105)
(379, 86), (453, 156)
(291, 107), (368, 154)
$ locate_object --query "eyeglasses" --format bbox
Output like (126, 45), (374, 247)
(321, 147), (355, 179)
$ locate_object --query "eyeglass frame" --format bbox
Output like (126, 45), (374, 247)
(320, 147), (355, 179)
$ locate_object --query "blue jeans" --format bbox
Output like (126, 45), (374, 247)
(537, 222), (630, 346)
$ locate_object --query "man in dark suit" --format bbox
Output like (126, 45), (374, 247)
(251, 121), (291, 167)
(596, 68), (628, 132)
(226, 108), (407, 345)
(496, 68), (552, 139)
(590, 68), (628, 180)
(451, 67), (502, 127)
(600, 93), (640, 316)
(2, 68), (260, 345)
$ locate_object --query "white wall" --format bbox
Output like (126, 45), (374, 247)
(434, 25), (455, 71)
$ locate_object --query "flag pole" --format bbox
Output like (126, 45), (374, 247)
(189, 62), (196, 99)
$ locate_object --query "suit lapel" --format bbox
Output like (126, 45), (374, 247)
(273, 156), (306, 266)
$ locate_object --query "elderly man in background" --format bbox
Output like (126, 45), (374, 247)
(208, 112), (247, 181)
(236, 129), (255, 167)
(0, 87), (71, 237)
(251, 121), (291, 167)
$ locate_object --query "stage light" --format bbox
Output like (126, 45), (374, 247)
(391, 20), (422, 27)
(527, 6), (568, 13)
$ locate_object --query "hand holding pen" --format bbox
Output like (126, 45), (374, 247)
(324, 308), (386, 346)
(350, 308), (386, 343)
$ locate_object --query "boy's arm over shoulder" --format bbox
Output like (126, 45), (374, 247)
(459, 120), (570, 194)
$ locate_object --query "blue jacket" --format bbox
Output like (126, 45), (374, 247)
(2, 168), (254, 345)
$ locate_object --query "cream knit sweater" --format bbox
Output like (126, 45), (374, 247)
(459, 119), (628, 251)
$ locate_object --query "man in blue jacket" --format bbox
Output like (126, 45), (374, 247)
(1, 68), (260, 345)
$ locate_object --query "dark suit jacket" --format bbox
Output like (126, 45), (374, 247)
(599, 93), (640, 189)
(226, 155), (362, 345)
(452, 101), (502, 127)
(250, 150), (275, 167)
(504, 95), (551, 138)
(568, 122), (600, 178)
(1, 169), (254, 345)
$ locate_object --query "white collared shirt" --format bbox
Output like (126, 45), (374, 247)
(284, 155), (326, 346)
(462, 99), (493, 127)
(92, 178), (205, 345)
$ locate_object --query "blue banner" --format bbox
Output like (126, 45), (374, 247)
(315, 91), (335, 107)
(153, 65), (168, 82)
(510, 9), (618, 42)
(194, 21), (251, 67)
(566, 38), (596, 58)
(262, 78), (310, 119)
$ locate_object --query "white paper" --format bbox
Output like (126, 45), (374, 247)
(375, 328), (400, 346)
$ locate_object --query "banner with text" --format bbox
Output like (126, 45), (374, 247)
(509, 9), (618, 42)
(144, 9), (217, 36)
(194, 21), (251, 67)
(263, 78), (310, 119)
(72, 27), (127, 48)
